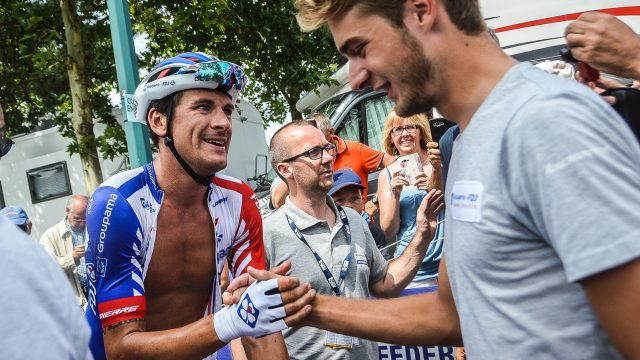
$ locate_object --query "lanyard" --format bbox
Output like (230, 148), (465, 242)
(286, 205), (352, 296)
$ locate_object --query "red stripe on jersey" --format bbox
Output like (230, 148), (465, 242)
(213, 175), (247, 194)
(98, 296), (147, 328)
(212, 174), (266, 272)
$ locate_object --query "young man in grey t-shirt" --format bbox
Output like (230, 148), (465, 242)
(263, 121), (443, 359)
(224, 1), (640, 359)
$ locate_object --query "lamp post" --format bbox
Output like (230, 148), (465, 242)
(107, 0), (152, 167)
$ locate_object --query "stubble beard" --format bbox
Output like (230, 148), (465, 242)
(300, 174), (333, 199)
(393, 32), (439, 118)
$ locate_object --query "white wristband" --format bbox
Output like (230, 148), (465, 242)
(213, 278), (288, 343)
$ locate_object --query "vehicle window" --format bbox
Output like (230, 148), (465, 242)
(365, 96), (394, 151)
(336, 107), (361, 142)
(315, 95), (344, 119)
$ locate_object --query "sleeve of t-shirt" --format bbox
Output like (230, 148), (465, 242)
(230, 183), (267, 277)
(85, 186), (146, 328)
(357, 142), (385, 173)
(503, 91), (640, 283)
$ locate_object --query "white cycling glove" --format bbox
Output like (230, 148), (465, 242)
(213, 278), (288, 343)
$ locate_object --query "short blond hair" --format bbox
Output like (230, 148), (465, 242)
(381, 110), (433, 155)
(294, 0), (405, 32)
(295, 0), (485, 34)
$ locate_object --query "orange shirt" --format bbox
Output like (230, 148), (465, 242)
(332, 135), (384, 198)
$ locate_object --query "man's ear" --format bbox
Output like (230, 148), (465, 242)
(148, 108), (168, 138)
(277, 162), (293, 182)
(406, 0), (436, 32)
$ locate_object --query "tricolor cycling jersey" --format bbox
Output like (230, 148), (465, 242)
(84, 163), (266, 360)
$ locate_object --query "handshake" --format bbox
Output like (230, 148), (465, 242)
(213, 261), (315, 342)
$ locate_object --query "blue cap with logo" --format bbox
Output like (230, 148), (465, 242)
(329, 169), (364, 196)
(0, 206), (29, 225)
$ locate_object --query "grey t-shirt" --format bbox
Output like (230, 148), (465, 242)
(445, 63), (640, 359)
(0, 217), (92, 359)
(264, 196), (388, 360)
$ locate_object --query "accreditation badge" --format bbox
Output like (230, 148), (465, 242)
(325, 331), (359, 349)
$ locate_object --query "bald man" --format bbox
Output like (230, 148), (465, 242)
(41, 195), (90, 310)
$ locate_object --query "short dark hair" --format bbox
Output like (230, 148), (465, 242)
(147, 92), (184, 146)
(269, 120), (318, 182)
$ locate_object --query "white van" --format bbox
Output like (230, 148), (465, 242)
(0, 99), (272, 239)
(296, 1), (640, 195)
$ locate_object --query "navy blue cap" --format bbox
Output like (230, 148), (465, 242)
(0, 206), (29, 225)
(329, 169), (364, 196)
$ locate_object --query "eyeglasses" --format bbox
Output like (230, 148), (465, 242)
(391, 124), (419, 136)
(283, 143), (337, 162)
(179, 60), (247, 93)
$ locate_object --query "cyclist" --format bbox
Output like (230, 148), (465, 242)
(84, 52), (297, 359)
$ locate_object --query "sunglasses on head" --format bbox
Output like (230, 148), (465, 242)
(179, 60), (247, 93)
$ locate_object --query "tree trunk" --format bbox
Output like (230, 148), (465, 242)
(286, 93), (302, 121)
(59, 0), (103, 194)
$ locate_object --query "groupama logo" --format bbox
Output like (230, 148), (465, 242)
(237, 294), (259, 328)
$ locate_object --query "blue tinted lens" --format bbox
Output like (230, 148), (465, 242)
(195, 61), (246, 92)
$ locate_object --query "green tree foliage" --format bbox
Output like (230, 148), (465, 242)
(0, 0), (67, 134)
(130, 0), (341, 124)
(0, 0), (339, 175)
(0, 0), (126, 161)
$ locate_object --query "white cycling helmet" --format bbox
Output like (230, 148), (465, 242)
(133, 51), (247, 123)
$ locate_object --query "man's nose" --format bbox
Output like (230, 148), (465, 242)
(348, 61), (370, 91)
(321, 149), (334, 165)
(209, 111), (232, 131)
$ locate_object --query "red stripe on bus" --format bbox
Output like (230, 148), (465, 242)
(495, 6), (640, 33)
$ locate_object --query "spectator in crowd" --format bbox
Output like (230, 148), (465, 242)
(0, 216), (92, 359)
(311, 112), (395, 199)
(565, 12), (640, 140)
(330, 169), (392, 259)
(270, 112), (395, 214)
(264, 120), (443, 359)
(378, 111), (444, 285)
(565, 11), (640, 80)
(0, 206), (33, 235)
(40, 195), (89, 310)
(83, 52), (291, 360)
(226, 1), (640, 359)
(0, 103), (14, 160)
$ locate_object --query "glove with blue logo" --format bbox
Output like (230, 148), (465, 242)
(213, 278), (288, 343)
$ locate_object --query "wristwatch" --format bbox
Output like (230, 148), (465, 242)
(371, 194), (379, 205)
